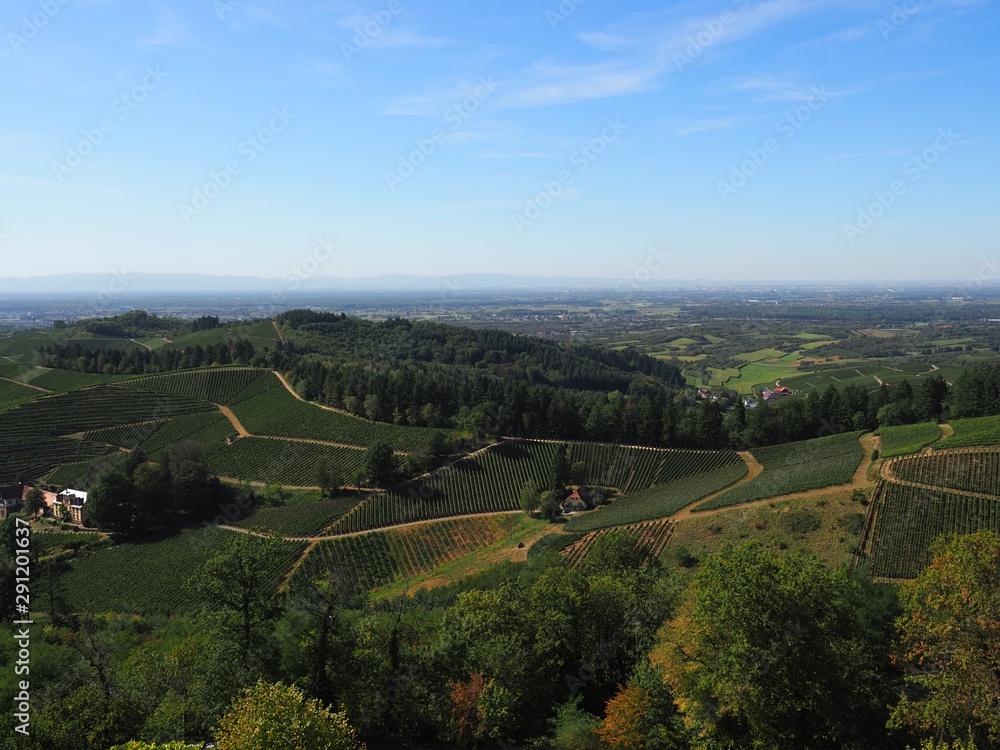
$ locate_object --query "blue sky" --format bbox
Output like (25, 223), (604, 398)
(0, 0), (997, 282)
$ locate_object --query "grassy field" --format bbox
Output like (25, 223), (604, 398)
(733, 364), (801, 394)
(563, 462), (748, 532)
(668, 488), (867, 570)
(878, 422), (941, 458)
(735, 348), (787, 362)
(694, 432), (864, 511)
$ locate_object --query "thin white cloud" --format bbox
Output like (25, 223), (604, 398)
(139, 9), (187, 47)
(497, 0), (825, 108)
(430, 199), (526, 213)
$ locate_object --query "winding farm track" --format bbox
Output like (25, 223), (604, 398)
(670, 451), (763, 522)
(272, 370), (360, 419)
(0, 375), (51, 392)
(220, 509), (523, 542)
(216, 405), (250, 436)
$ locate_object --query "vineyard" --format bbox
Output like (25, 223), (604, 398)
(207, 437), (367, 486)
(44, 460), (97, 488)
(51, 526), (306, 615)
(0, 379), (38, 410)
(560, 519), (675, 568)
(120, 367), (271, 405)
(563, 462), (748, 532)
(138, 410), (236, 457)
(228, 372), (442, 452)
(857, 479), (1000, 579)
(27, 369), (135, 391)
(329, 440), (743, 535)
(231, 496), (360, 537)
(292, 515), (515, 592)
(694, 432), (864, 512)
(83, 420), (169, 450)
(937, 414), (1000, 449)
(878, 422), (942, 458)
(0, 385), (216, 483)
(887, 449), (1000, 496)
(565, 442), (742, 494)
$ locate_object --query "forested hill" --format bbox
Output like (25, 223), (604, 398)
(276, 310), (692, 444)
(277, 310), (682, 391)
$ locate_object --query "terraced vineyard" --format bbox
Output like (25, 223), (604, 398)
(44, 460), (97, 488)
(207, 437), (367, 486)
(27, 369), (135, 391)
(52, 526), (306, 615)
(0, 385), (215, 482)
(563, 462), (748, 532)
(566, 442), (742, 493)
(694, 432), (864, 512)
(120, 367), (270, 405)
(329, 440), (555, 533)
(293, 515), (513, 591)
(888, 449), (1000, 496)
(138, 410), (236, 457)
(937, 415), (1000, 448)
(857, 479), (1000, 579)
(0, 379), (38, 410)
(330, 440), (743, 534)
(232, 496), (359, 537)
(878, 422), (941, 458)
(83, 419), (169, 450)
(560, 519), (676, 568)
(228, 372), (442, 451)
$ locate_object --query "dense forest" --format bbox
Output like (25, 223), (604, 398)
(1, 519), (997, 750)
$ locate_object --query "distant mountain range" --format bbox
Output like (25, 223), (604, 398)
(0, 273), (975, 294)
(0, 272), (697, 293)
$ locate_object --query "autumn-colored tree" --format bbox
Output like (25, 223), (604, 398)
(215, 680), (363, 750)
(451, 672), (487, 745)
(598, 683), (650, 750)
(889, 531), (1000, 747)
